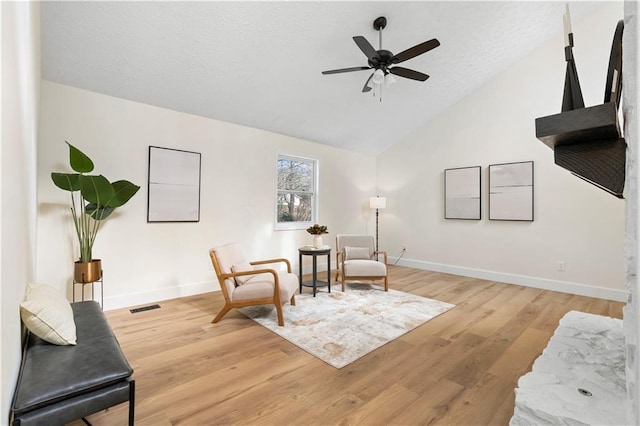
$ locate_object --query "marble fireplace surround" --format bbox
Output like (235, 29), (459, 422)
(511, 311), (626, 425)
(624, 0), (640, 424)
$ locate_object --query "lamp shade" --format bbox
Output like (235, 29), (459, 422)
(385, 73), (397, 87)
(370, 196), (387, 209)
(372, 69), (385, 85)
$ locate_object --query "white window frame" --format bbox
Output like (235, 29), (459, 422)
(275, 154), (318, 231)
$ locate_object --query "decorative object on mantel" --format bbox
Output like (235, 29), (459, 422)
(370, 196), (386, 257)
(240, 283), (454, 368)
(534, 5), (625, 198)
(560, 4), (584, 112)
(306, 223), (328, 247)
(51, 142), (140, 283)
(321, 16), (440, 100)
(444, 166), (481, 220)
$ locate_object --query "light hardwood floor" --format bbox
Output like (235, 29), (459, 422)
(75, 266), (624, 425)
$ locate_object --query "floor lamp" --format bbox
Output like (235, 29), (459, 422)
(370, 196), (386, 259)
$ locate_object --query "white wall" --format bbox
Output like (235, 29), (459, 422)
(377, 3), (626, 301)
(37, 81), (377, 310)
(1, 2), (40, 423)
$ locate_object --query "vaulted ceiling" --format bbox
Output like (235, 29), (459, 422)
(40, 1), (601, 155)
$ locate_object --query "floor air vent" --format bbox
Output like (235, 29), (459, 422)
(130, 304), (161, 314)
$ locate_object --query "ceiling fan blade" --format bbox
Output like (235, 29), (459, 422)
(392, 39), (440, 64)
(362, 73), (374, 92)
(389, 66), (430, 81)
(322, 66), (371, 75)
(353, 36), (379, 61)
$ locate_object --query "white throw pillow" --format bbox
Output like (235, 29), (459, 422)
(232, 262), (256, 285)
(344, 246), (371, 260)
(20, 283), (77, 345)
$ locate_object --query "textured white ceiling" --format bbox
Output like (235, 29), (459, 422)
(40, 1), (602, 155)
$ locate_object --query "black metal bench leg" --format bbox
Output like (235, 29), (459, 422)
(129, 380), (136, 426)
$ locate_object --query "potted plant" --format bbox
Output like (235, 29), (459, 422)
(51, 142), (140, 283)
(306, 224), (329, 248)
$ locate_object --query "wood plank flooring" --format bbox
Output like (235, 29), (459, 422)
(73, 266), (624, 425)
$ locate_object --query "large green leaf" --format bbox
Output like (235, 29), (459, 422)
(105, 180), (141, 208)
(51, 172), (81, 191)
(86, 203), (115, 221)
(79, 174), (115, 205)
(67, 141), (94, 173)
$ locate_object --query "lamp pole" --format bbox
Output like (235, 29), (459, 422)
(369, 196), (386, 260)
(375, 208), (380, 256)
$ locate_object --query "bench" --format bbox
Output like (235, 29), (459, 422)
(11, 301), (135, 426)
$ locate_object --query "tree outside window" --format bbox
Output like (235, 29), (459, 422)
(276, 155), (317, 229)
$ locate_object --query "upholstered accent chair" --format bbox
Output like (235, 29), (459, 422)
(209, 243), (298, 326)
(335, 234), (388, 292)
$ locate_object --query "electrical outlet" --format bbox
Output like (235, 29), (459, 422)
(402, 245), (407, 251)
(557, 261), (566, 272)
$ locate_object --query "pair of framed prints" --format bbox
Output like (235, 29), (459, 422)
(444, 161), (534, 221)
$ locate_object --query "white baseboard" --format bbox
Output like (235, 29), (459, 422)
(103, 280), (219, 311)
(105, 257), (626, 311)
(103, 263), (330, 311)
(389, 256), (628, 302)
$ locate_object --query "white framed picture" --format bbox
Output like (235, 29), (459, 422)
(147, 146), (201, 222)
(444, 166), (481, 220)
(489, 161), (534, 221)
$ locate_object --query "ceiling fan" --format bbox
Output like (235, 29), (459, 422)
(322, 16), (440, 93)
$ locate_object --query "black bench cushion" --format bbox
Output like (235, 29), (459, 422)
(14, 379), (132, 426)
(12, 301), (133, 415)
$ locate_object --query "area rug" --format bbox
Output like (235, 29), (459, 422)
(239, 283), (455, 368)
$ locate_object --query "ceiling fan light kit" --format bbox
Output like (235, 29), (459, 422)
(321, 16), (440, 98)
(385, 73), (397, 87)
(372, 69), (385, 84)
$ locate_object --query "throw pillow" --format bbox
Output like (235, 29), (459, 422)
(231, 262), (256, 285)
(344, 246), (371, 260)
(20, 283), (77, 345)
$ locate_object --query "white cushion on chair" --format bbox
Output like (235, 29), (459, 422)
(213, 243), (246, 274)
(212, 243), (247, 291)
(337, 235), (375, 253)
(344, 259), (387, 277)
(231, 262), (255, 284)
(344, 246), (371, 260)
(232, 272), (298, 302)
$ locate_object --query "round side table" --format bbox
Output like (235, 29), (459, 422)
(298, 247), (331, 297)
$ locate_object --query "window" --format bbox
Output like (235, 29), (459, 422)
(275, 154), (317, 230)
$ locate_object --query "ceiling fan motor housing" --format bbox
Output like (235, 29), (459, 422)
(369, 50), (395, 67)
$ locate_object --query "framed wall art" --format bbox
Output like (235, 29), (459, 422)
(147, 146), (201, 222)
(444, 166), (481, 220)
(489, 161), (534, 221)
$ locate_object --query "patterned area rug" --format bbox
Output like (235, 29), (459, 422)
(239, 283), (455, 368)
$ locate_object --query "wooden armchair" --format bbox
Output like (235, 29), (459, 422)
(335, 234), (388, 291)
(209, 243), (297, 326)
